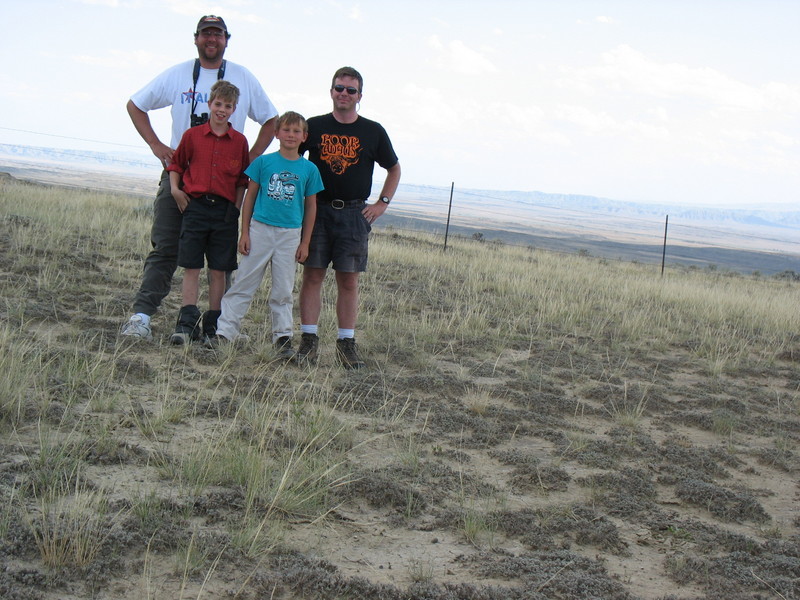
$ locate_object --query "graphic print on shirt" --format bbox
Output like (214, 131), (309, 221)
(267, 171), (300, 206)
(181, 89), (208, 105)
(319, 134), (361, 175)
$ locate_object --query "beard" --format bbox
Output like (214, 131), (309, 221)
(197, 42), (225, 63)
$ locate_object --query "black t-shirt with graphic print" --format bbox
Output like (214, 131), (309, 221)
(303, 113), (398, 203)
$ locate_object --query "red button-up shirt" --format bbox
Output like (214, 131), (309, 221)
(167, 122), (249, 203)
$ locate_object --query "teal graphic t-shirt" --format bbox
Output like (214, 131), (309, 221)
(245, 152), (324, 228)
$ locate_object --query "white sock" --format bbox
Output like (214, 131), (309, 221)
(301, 324), (318, 335)
(337, 328), (355, 340)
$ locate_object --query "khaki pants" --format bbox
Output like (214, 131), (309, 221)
(216, 221), (301, 343)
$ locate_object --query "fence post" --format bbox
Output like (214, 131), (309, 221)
(444, 182), (454, 251)
(661, 215), (669, 276)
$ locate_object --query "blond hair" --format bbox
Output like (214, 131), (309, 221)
(209, 80), (240, 105)
(276, 111), (308, 133)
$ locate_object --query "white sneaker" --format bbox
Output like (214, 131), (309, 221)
(120, 315), (153, 341)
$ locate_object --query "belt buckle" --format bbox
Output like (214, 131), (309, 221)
(331, 199), (345, 209)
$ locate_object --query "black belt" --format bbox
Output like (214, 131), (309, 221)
(192, 193), (230, 204)
(319, 198), (366, 209)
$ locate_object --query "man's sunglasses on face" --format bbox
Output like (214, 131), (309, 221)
(333, 84), (359, 95)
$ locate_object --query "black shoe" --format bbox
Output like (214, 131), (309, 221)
(170, 331), (191, 345)
(202, 310), (221, 337)
(172, 305), (202, 345)
(295, 333), (319, 365)
(274, 336), (295, 361)
(336, 337), (365, 370)
(197, 310), (221, 349)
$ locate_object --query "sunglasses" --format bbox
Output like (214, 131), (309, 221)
(333, 84), (359, 95)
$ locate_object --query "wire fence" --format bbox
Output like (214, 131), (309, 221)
(2, 128), (798, 276)
(374, 184), (800, 277)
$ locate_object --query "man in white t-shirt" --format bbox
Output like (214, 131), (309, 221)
(120, 15), (278, 342)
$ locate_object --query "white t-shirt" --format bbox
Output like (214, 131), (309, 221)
(130, 59), (278, 149)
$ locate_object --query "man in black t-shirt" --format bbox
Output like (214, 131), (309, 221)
(297, 66), (401, 369)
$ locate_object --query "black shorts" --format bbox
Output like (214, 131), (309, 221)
(178, 196), (239, 271)
(304, 200), (370, 272)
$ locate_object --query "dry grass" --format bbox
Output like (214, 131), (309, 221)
(1, 175), (799, 599)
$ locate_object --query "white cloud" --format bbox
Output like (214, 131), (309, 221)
(764, 131), (797, 148)
(547, 44), (800, 171)
(162, 0), (207, 17)
(2, 80), (37, 97)
(78, 0), (122, 6)
(596, 16), (614, 24)
(555, 105), (618, 134)
(428, 35), (497, 75)
(584, 45), (799, 113)
(647, 106), (669, 122)
(394, 84), (462, 135)
(71, 50), (163, 68)
(532, 130), (572, 147)
(349, 4), (363, 20)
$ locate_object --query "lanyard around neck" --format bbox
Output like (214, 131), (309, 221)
(191, 59), (227, 121)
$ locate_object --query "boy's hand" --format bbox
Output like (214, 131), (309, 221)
(238, 232), (251, 256)
(295, 243), (309, 263)
(171, 189), (190, 213)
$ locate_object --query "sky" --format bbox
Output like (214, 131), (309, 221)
(3, 0), (799, 209)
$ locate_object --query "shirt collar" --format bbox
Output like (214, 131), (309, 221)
(199, 120), (233, 138)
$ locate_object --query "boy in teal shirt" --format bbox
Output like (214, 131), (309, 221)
(212, 111), (323, 357)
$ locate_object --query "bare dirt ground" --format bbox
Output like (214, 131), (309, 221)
(1, 176), (799, 599)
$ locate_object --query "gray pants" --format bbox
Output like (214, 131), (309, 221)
(132, 171), (181, 316)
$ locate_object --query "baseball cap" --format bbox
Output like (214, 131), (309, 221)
(196, 15), (228, 33)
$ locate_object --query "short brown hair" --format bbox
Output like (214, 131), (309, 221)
(209, 80), (240, 105)
(331, 66), (363, 93)
(276, 111), (308, 133)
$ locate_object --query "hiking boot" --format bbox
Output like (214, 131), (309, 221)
(171, 305), (201, 346)
(120, 315), (153, 341)
(336, 337), (365, 370)
(294, 333), (319, 365)
(274, 336), (295, 361)
(202, 310), (221, 338)
(170, 331), (192, 345)
(200, 310), (221, 349)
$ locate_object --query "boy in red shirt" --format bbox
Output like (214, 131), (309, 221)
(166, 80), (250, 345)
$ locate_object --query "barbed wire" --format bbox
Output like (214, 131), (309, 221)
(2, 126), (798, 255)
(429, 185), (800, 247)
(0, 126), (145, 149)
(373, 224), (799, 278)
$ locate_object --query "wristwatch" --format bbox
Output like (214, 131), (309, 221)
(379, 196), (391, 204)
